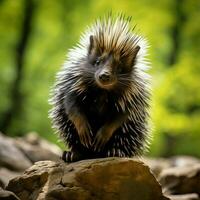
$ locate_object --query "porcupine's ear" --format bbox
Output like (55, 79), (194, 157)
(88, 35), (99, 55)
(124, 45), (140, 68)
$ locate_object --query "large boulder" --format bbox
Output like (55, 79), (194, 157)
(6, 158), (169, 200)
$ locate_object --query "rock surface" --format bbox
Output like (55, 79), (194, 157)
(0, 132), (61, 188)
(1, 132), (200, 200)
(6, 158), (169, 200)
(159, 164), (200, 195)
(142, 157), (171, 177)
(0, 168), (21, 188)
(0, 133), (32, 171)
(170, 156), (200, 168)
(142, 156), (200, 178)
(0, 187), (20, 200)
(14, 137), (61, 163)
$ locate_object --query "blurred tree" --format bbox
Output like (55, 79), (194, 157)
(168, 0), (185, 66)
(162, 0), (186, 156)
(0, 0), (35, 134)
(151, 0), (200, 157)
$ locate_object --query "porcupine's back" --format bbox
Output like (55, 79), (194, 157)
(49, 14), (151, 158)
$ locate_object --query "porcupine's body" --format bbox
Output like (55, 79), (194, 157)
(49, 15), (151, 162)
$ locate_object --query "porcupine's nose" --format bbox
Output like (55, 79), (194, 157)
(99, 72), (111, 82)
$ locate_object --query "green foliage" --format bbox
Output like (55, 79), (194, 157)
(0, 0), (199, 156)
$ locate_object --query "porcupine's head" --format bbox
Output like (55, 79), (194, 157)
(66, 14), (149, 93)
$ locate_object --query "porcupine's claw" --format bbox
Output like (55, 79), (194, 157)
(62, 151), (73, 162)
(62, 151), (82, 162)
(93, 126), (113, 152)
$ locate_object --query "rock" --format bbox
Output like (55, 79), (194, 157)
(142, 156), (200, 178)
(0, 133), (32, 171)
(142, 157), (171, 177)
(14, 137), (61, 163)
(23, 132), (62, 156)
(23, 132), (41, 145)
(170, 156), (200, 168)
(167, 193), (200, 200)
(0, 168), (21, 188)
(0, 187), (20, 200)
(6, 158), (169, 200)
(159, 164), (200, 195)
(0, 180), (4, 188)
(0, 132), (62, 189)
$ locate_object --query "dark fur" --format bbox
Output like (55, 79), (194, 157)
(50, 17), (151, 162)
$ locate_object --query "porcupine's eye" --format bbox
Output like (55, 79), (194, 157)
(94, 58), (101, 66)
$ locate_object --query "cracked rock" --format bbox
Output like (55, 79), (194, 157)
(6, 158), (169, 200)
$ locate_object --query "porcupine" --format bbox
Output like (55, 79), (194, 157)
(49, 14), (151, 162)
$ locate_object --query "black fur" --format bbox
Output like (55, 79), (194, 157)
(51, 72), (150, 161)
(50, 16), (151, 162)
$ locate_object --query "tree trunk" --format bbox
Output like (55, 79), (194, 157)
(163, 0), (186, 156)
(168, 0), (186, 66)
(0, 0), (35, 134)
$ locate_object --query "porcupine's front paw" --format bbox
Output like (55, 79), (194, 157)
(78, 121), (93, 148)
(93, 125), (113, 152)
(62, 151), (82, 162)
